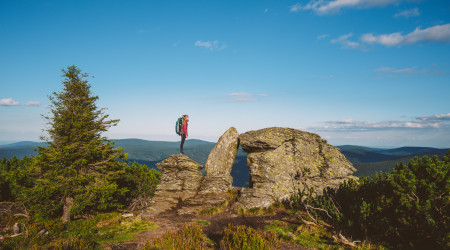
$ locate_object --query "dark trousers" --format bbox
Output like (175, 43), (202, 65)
(180, 134), (186, 153)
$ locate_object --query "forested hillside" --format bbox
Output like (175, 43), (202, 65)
(2, 140), (448, 181)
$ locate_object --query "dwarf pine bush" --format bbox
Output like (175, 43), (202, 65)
(290, 152), (450, 249)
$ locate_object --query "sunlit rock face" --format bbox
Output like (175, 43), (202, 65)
(233, 127), (357, 210)
(142, 127), (357, 217)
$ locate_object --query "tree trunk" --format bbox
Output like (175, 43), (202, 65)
(61, 197), (73, 222)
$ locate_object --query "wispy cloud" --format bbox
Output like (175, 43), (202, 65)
(394, 7), (420, 18)
(331, 33), (366, 50)
(317, 34), (329, 40)
(290, 0), (399, 15)
(309, 113), (450, 132)
(361, 24), (450, 47)
(0, 98), (20, 106)
(227, 93), (268, 102)
(228, 93), (255, 102)
(194, 40), (227, 51)
(23, 101), (41, 106)
(375, 67), (427, 74)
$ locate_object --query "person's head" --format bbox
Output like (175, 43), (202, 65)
(183, 115), (189, 122)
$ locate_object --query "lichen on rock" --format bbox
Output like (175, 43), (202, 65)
(233, 127), (356, 210)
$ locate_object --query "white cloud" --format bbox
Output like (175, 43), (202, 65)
(228, 93), (255, 102)
(291, 0), (398, 15)
(0, 98), (20, 106)
(309, 113), (450, 132)
(194, 40), (227, 51)
(227, 93), (268, 102)
(394, 7), (420, 18)
(331, 33), (366, 50)
(229, 93), (252, 97)
(417, 113), (450, 122)
(361, 24), (450, 47)
(375, 67), (427, 74)
(317, 34), (329, 40)
(23, 101), (41, 106)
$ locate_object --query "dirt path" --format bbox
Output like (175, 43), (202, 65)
(106, 207), (308, 250)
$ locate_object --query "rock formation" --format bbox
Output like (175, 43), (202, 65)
(142, 128), (239, 217)
(233, 127), (356, 210)
(201, 127), (239, 193)
(141, 155), (203, 218)
(142, 127), (357, 217)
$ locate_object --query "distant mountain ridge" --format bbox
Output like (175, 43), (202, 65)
(1, 140), (448, 183)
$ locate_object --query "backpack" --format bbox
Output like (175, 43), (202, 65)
(175, 117), (184, 135)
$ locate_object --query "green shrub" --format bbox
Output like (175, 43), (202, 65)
(0, 219), (98, 249)
(219, 224), (279, 250)
(120, 162), (161, 211)
(290, 152), (450, 249)
(145, 223), (211, 249)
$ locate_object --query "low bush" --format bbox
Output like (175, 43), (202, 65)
(0, 212), (157, 249)
(289, 152), (450, 249)
(219, 224), (279, 250)
(120, 162), (161, 211)
(145, 223), (211, 249)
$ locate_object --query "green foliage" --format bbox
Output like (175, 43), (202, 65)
(120, 162), (161, 211)
(290, 152), (450, 249)
(219, 224), (279, 250)
(0, 212), (158, 249)
(145, 223), (212, 249)
(265, 220), (337, 249)
(238, 206), (276, 216)
(29, 66), (128, 220)
(0, 156), (36, 202)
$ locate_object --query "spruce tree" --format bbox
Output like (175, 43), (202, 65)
(34, 66), (128, 222)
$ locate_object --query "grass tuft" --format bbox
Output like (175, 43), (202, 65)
(145, 223), (212, 249)
(220, 224), (279, 250)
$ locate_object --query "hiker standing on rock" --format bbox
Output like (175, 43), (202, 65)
(180, 115), (189, 155)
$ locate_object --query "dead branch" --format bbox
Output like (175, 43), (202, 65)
(296, 212), (319, 227)
(0, 202), (29, 219)
(332, 233), (361, 248)
(304, 204), (333, 219)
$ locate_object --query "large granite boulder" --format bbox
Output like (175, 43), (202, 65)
(205, 127), (239, 176)
(141, 155), (204, 218)
(200, 127), (239, 194)
(233, 127), (356, 210)
(179, 128), (239, 215)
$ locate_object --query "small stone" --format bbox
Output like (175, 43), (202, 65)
(13, 223), (20, 235)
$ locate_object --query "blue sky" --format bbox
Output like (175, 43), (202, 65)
(1, 0), (449, 147)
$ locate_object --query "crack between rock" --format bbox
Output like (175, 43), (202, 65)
(316, 137), (331, 178)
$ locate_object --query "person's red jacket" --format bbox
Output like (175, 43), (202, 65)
(182, 121), (188, 137)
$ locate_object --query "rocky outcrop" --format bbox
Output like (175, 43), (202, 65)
(179, 127), (239, 215)
(142, 128), (239, 218)
(142, 127), (357, 217)
(205, 127), (239, 176)
(233, 127), (356, 210)
(141, 155), (204, 218)
(201, 127), (239, 194)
